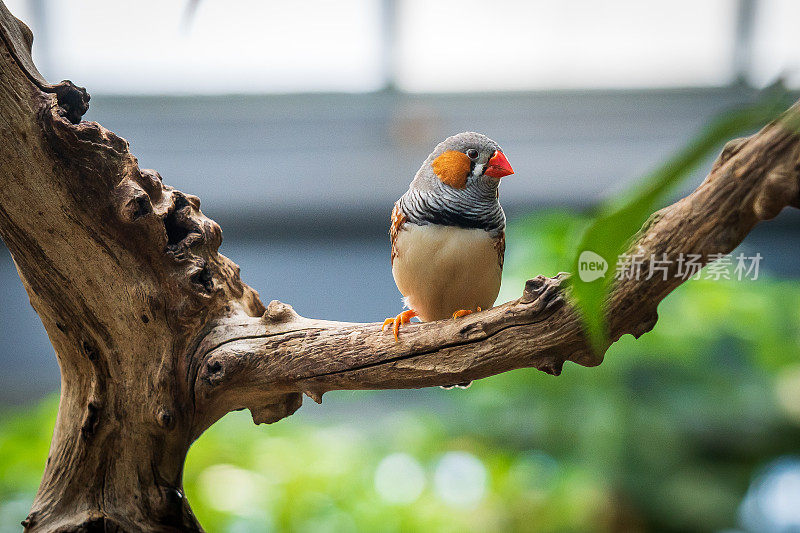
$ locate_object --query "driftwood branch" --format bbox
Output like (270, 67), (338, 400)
(0, 0), (798, 530)
(193, 109), (800, 430)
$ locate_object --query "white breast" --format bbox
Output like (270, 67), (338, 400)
(392, 223), (502, 321)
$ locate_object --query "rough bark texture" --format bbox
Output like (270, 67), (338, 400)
(0, 2), (798, 531)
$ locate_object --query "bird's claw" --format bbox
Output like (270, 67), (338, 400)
(452, 307), (480, 319)
(382, 309), (418, 341)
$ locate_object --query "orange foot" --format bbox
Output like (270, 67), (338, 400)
(382, 309), (418, 341)
(452, 307), (481, 319)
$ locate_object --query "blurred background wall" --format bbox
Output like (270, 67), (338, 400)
(1, 1), (799, 532)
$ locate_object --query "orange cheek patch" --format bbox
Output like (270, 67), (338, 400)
(432, 150), (471, 189)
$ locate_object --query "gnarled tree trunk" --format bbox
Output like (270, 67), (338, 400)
(0, 3), (798, 531)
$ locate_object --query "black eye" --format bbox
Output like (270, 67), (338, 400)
(466, 149), (479, 160)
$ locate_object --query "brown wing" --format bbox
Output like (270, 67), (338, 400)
(389, 202), (407, 265)
(493, 230), (506, 270)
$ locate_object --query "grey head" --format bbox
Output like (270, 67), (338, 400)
(399, 132), (513, 234)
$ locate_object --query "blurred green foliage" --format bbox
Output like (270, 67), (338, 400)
(2, 211), (800, 532)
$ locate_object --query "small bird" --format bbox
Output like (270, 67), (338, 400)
(383, 132), (513, 348)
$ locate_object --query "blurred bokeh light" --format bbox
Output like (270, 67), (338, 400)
(5, 0), (800, 93)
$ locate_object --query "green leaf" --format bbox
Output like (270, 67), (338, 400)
(570, 91), (792, 352)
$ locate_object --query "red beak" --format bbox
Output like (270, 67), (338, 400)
(484, 150), (514, 178)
